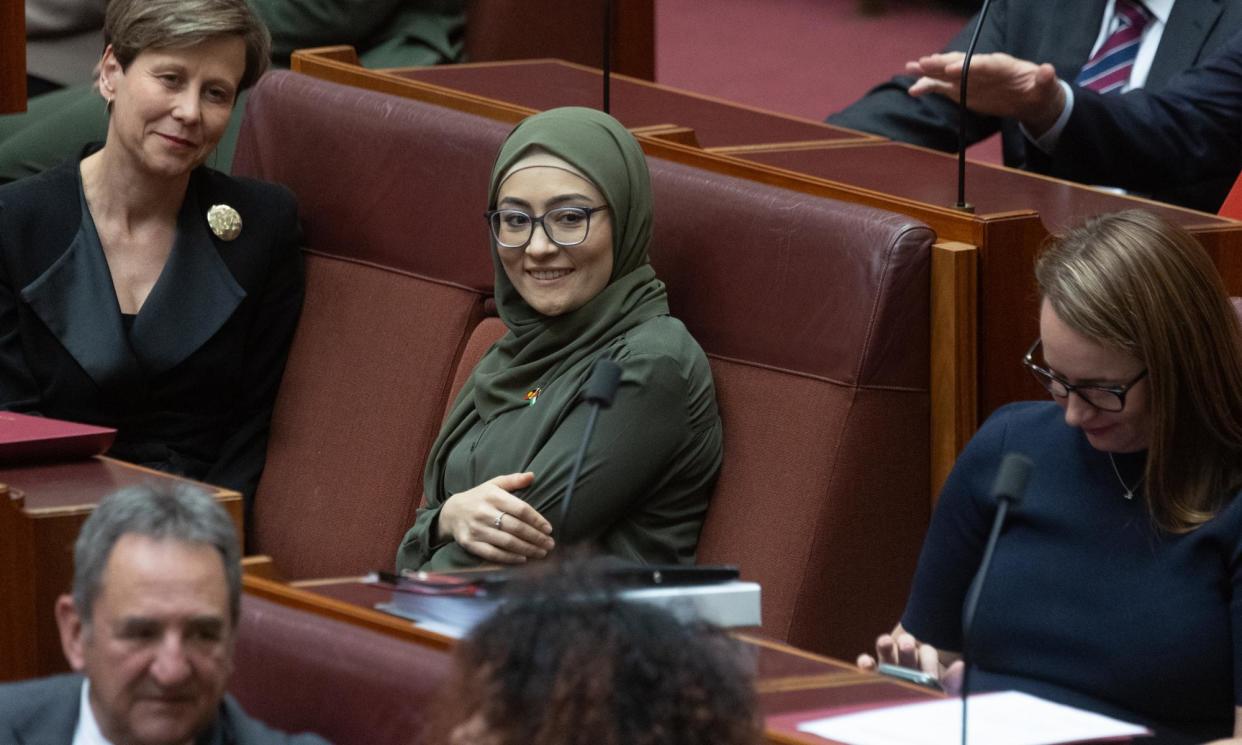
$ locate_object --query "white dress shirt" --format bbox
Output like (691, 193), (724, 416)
(71, 679), (115, 745)
(1092, 0), (1173, 92)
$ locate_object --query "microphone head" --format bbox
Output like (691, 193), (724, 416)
(583, 358), (622, 407)
(990, 453), (1034, 504)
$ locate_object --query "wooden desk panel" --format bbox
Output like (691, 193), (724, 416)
(0, 457), (242, 681)
(389, 60), (873, 150)
(464, 0), (654, 80)
(738, 143), (1232, 229)
(0, 0), (25, 114)
(244, 575), (937, 745)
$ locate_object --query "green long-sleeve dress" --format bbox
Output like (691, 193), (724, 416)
(396, 107), (723, 571)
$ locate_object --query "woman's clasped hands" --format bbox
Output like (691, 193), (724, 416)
(436, 472), (555, 564)
(856, 624), (964, 695)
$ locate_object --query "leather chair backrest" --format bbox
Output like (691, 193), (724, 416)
(230, 593), (455, 745)
(646, 157), (933, 656)
(233, 71), (506, 577)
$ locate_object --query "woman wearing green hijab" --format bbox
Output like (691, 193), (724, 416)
(396, 107), (722, 571)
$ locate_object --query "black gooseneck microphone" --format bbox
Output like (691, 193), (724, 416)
(954, 0), (997, 213)
(602, 0), (614, 113)
(559, 357), (623, 539)
(959, 452), (1033, 745)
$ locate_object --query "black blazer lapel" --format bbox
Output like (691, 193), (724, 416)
(1052, 0), (1111, 79)
(19, 191), (143, 395)
(130, 176), (245, 375)
(1148, 0), (1224, 89)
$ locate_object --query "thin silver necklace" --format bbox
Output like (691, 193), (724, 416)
(1107, 453), (1143, 500)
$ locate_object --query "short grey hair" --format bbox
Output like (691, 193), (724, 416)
(72, 484), (242, 626)
(105, 0), (272, 91)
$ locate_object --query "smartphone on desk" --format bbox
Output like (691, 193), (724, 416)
(876, 663), (943, 691)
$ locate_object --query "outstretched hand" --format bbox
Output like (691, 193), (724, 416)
(437, 472), (555, 564)
(905, 51), (1066, 137)
(857, 624), (965, 695)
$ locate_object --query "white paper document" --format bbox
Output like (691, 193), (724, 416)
(796, 690), (1149, 745)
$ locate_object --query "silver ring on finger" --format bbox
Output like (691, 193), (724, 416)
(494, 512), (507, 531)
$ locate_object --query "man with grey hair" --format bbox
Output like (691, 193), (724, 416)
(0, 484), (330, 745)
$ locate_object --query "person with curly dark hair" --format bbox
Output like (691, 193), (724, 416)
(430, 561), (761, 745)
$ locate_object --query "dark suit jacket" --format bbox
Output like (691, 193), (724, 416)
(0, 151), (304, 504)
(826, 0), (1242, 207)
(0, 673), (331, 744)
(1030, 26), (1242, 211)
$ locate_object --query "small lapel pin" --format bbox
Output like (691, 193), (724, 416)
(525, 387), (542, 406)
(207, 204), (242, 241)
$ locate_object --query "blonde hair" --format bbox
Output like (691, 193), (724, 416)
(105, 0), (271, 91)
(1035, 210), (1242, 531)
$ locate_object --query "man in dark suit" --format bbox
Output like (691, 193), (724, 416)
(900, 24), (1242, 212)
(0, 484), (329, 745)
(827, 0), (1242, 208)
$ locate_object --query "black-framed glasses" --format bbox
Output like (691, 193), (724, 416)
(1022, 338), (1147, 413)
(484, 205), (610, 250)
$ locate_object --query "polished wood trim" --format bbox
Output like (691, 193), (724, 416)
(735, 632), (856, 670)
(709, 138), (887, 155)
(390, 56), (870, 133)
(930, 242), (979, 501)
(241, 574), (455, 651)
(0, 0), (25, 114)
(89, 456), (245, 535)
(766, 732), (821, 745)
(12, 500), (99, 518)
(13, 457), (241, 518)
(293, 44), (358, 65)
(756, 672), (876, 693)
(288, 575), (368, 588)
(292, 49), (533, 125)
(240, 555), (281, 581)
(96, 454), (244, 491)
(0, 484), (40, 679)
(630, 124), (701, 148)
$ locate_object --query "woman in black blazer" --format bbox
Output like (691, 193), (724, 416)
(0, 0), (303, 510)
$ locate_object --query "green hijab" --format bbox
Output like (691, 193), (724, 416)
(422, 106), (670, 501)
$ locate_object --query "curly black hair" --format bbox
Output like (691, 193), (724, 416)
(428, 558), (761, 745)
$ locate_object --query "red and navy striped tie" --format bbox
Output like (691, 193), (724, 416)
(1075, 0), (1153, 93)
